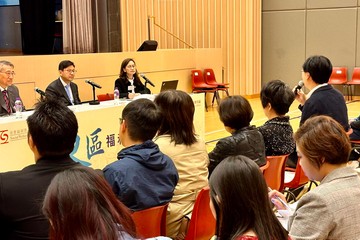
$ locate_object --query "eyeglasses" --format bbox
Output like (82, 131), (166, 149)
(119, 117), (124, 124)
(1, 71), (15, 76)
(65, 69), (77, 74)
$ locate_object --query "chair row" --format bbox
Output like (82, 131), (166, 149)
(328, 67), (360, 101)
(191, 68), (230, 111)
(132, 186), (216, 240)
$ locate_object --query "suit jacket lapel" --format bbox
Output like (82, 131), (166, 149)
(57, 78), (71, 104)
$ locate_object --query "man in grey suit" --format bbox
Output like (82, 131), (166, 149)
(0, 60), (23, 116)
(45, 60), (81, 106)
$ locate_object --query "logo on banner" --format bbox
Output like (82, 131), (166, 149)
(0, 130), (9, 144)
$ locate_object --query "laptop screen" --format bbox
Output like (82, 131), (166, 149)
(160, 80), (179, 92)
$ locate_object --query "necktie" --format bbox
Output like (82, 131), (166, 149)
(65, 85), (73, 105)
(2, 90), (11, 114)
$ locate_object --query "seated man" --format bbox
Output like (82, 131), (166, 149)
(0, 99), (81, 239)
(46, 60), (81, 106)
(103, 99), (179, 211)
(0, 60), (24, 116)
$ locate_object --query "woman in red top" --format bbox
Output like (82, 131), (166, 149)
(209, 155), (289, 240)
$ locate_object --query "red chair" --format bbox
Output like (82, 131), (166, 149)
(263, 155), (288, 192)
(191, 69), (219, 111)
(259, 160), (270, 174)
(329, 67), (350, 100)
(203, 68), (230, 104)
(347, 67), (360, 101)
(97, 93), (114, 102)
(131, 203), (168, 238)
(184, 187), (216, 240)
(284, 161), (309, 190)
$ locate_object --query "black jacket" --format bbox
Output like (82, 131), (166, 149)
(114, 76), (150, 99)
(208, 126), (266, 176)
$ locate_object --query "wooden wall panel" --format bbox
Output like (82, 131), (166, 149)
(120, 0), (262, 96)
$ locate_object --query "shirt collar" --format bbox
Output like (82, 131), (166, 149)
(307, 83), (328, 99)
(59, 77), (70, 87)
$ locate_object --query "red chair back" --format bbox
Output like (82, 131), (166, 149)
(284, 159), (309, 189)
(349, 67), (360, 84)
(329, 67), (348, 84)
(185, 187), (216, 240)
(191, 70), (217, 89)
(263, 155), (288, 191)
(259, 160), (270, 174)
(131, 204), (168, 238)
(204, 68), (229, 87)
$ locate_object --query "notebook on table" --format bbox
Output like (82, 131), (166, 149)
(160, 80), (179, 92)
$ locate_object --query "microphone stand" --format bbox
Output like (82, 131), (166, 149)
(89, 85), (100, 105)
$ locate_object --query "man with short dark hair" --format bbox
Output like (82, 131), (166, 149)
(46, 60), (81, 106)
(0, 99), (81, 239)
(295, 55), (349, 130)
(0, 60), (24, 116)
(103, 98), (178, 211)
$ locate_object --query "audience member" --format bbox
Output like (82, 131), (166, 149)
(258, 79), (295, 156)
(0, 60), (24, 116)
(115, 58), (149, 99)
(103, 98), (178, 211)
(208, 95), (266, 176)
(46, 60), (81, 106)
(209, 155), (289, 240)
(294, 55), (349, 130)
(153, 90), (209, 239)
(42, 167), (138, 240)
(0, 99), (81, 239)
(269, 115), (360, 240)
(350, 115), (360, 140)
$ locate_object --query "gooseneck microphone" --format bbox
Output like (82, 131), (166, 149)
(140, 74), (155, 87)
(34, 87), (46, 97)
(85, 80), (102, 89)
(293, 80), (304, 94)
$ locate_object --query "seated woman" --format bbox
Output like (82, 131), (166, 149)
(153, 90), (209, 239)
(269, 115), (360, 240)
(258, 79), (297, 167)
(42, 167), (170, 240)
(114, 58), (149, 99)
(208, 95), (266, 176)
(209, 155), (289, 240)
(258, 79), (295, 156)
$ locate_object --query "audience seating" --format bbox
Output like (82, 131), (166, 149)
(329, 67), (350, 100)
(97, 93), (114, 102)
(191, 69), (219, 111)
(347, 67), (360, 101)
(131, 203), (168, 238)
(263, 155), (288, 192)
(259, 160), (270, 173)
(184, 187), (216, 240)
(203, 68), (230, 105)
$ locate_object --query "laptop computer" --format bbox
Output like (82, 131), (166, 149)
(160, 80), (179, 92)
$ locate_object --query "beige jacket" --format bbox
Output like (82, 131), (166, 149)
(154, 135), (209, 238)
(289, 167), (360, 240)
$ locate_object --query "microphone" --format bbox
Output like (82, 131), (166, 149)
(34, 87), (46, 97)
(85, 80), (102, 89)
(140, 74), (155, 87)
(293, 80), (304, 94)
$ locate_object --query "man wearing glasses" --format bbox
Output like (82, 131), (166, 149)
(46, 60), (81, 106)
(0, 60), (23, 116)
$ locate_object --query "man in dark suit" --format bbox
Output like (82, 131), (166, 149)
(45, 60), (81, 106)
(0, 60), (24, 116)
(0, 99), (81, 240)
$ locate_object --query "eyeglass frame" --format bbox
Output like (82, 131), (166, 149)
(0, 71), (16, 76)
(64, 69), (77, 74)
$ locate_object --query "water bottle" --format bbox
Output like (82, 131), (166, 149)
(114, 87), (120, 105)
(14, 97), (23, 119)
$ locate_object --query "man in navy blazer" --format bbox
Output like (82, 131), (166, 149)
(0, 99), (81, 239)
(294, 55), (349, 130)
(0, 60), (24, 116)
(46, 60), (81, 106)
